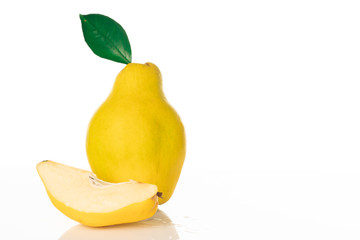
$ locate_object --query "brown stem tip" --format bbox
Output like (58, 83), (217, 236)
(157, 192), (163, 199)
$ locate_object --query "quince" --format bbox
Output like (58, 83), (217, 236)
(37, 160), (158, 227)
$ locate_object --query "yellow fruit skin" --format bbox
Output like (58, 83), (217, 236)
(86, 63), (186, 204)
(46, 190), (158, 227)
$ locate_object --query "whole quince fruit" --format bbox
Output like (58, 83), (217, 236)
(86, 62), (186, 204)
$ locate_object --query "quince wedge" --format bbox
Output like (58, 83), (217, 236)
(36, 160), (159, 227)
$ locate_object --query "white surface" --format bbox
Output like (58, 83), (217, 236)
(1, 0), (360, 239)
(4, 169), (360, 239)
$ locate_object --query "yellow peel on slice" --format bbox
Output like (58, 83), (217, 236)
(37, 160), (158, 227)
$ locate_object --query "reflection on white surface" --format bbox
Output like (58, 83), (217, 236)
(58, 210), (179, 240)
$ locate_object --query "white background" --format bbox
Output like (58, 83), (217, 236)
(1, 0), (360, 239)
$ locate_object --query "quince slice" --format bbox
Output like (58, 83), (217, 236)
(37, 160), (159, 227)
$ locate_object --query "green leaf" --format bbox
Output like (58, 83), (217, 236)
(79, 14), (132, 64)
